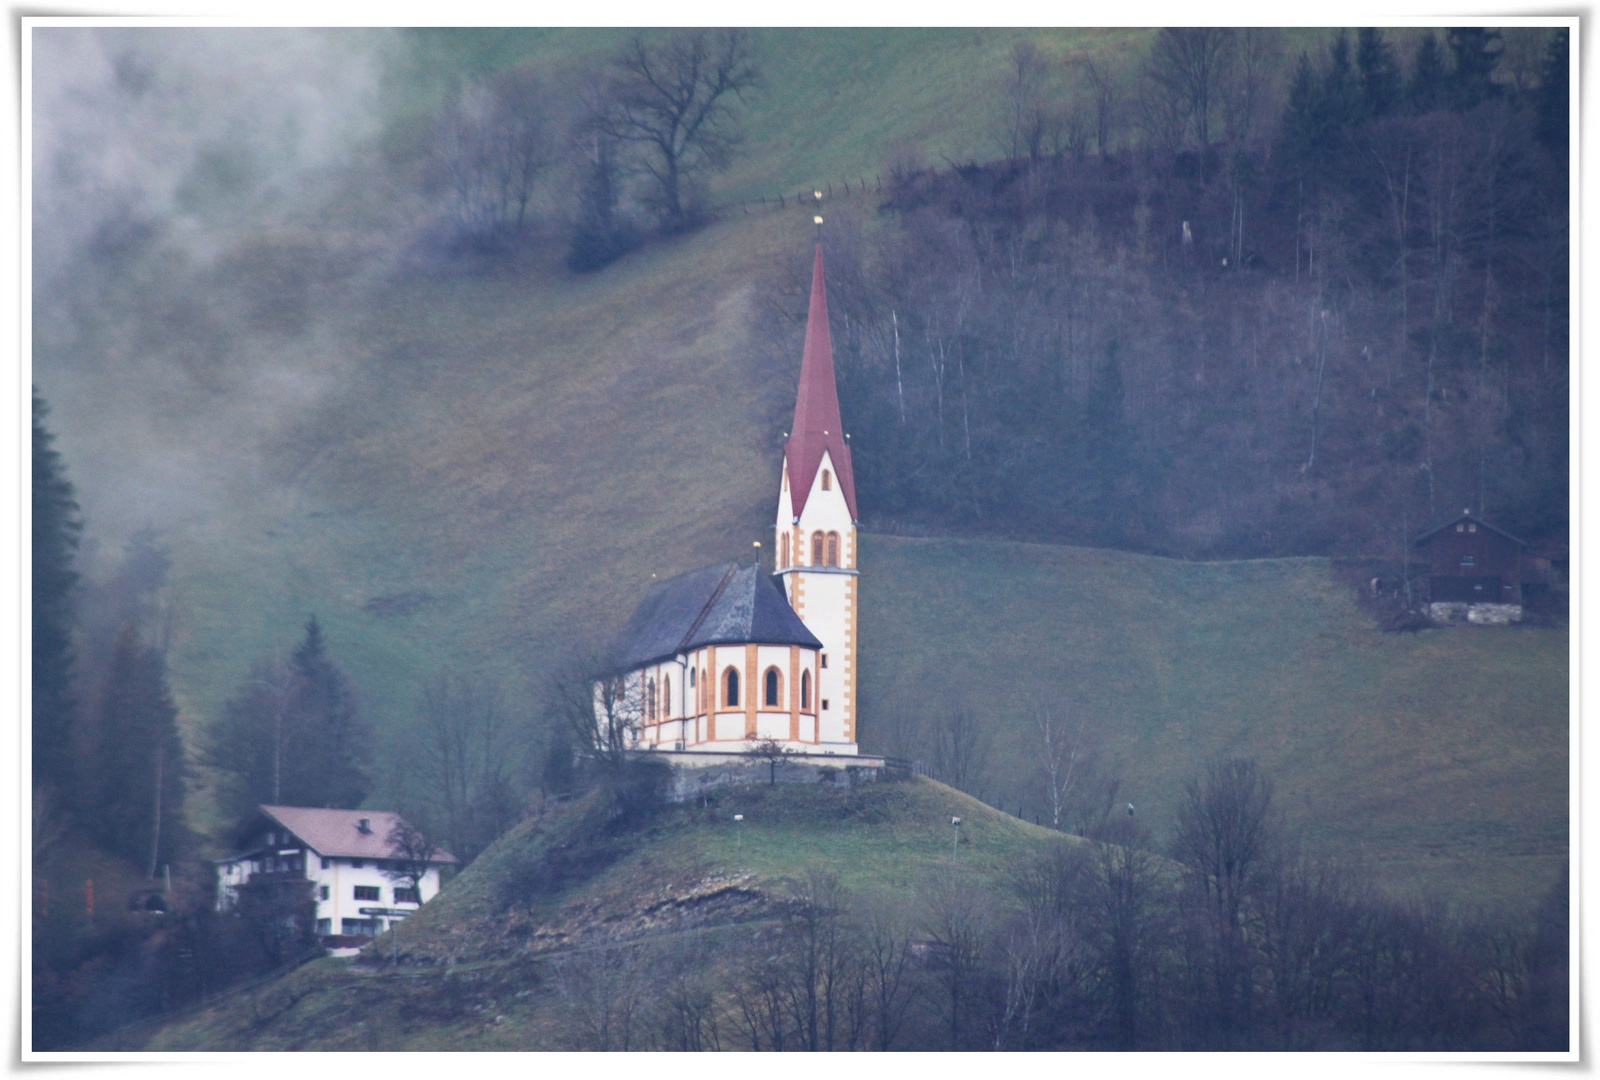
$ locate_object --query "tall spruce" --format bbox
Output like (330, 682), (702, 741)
(1407, 33), (1447, 114)
(207, 617), (370, 825)
(32, 391), (80, 793)
(1446, 28), (1503, 111)
(85, 624), (186, 872)
(1356, 28), (1402, 120)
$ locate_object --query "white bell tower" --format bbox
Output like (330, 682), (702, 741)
(773, 244), (859, 753)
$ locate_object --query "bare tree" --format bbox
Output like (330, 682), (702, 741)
(920, 871), (998, 1049)
(930, 709), (991, 793)
(1143, 28), (1235, 150)
(857, 895), (917, 1050)
(382, 817), (441, 909)
(591, 29), (762, 230)
(1077, 55), (1121, 160)
(412, 669), (522, 866)
(546, 647), (641, 776)
(1033, 699), (1090, 829)
(432, 68), (557, 240)
(1001, 40), (1054, 163)
(745, 737), (793, 785)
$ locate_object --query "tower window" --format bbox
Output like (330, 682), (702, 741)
(764, 668), (781, 707)
(822, 699), (830, 711)
(801, 670), (811, 710)
(826, 531), (840, 567)
(820, 654), (828, 668)
(725, 667), (740, 708)
(811, 531), (825, 566)
(646, 678), (656, 722)
(822, 469), (832, 491)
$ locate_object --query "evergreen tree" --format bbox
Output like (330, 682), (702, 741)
(32, 391), (80, 793)
(1446, 28), (1503, 111)
(84, 624), (186, 872)
(1407, 33), (1447, 114)
(207, 617), (370, 825)
(1534, 30), (1569, 154)
(1356, 28), (1402, 120)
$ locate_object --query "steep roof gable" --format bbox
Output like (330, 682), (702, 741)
(246, 805), (458, 862)
(1414, 511), (1526, 547)
(784, 245), (858, 521)
(609, 562), (821, 672)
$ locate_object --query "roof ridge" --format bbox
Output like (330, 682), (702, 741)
(677, 563), (738, 654)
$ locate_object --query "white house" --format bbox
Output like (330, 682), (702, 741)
(215, 805), (457, 941)
(600, 243), (861, 756)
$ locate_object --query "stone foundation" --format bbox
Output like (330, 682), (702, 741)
(633, 750), (892, 802)
(1428, 602), (1523, 626)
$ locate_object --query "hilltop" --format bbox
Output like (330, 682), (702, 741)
(120, 777), (1078, 1051)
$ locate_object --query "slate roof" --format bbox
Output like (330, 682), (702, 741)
(785, 244), (858, 521)
(230, 805), (458, 863)
(1413, 511), (1526, 547)
(609, 561), (823, 673)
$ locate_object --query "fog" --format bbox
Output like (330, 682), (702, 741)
(32, 28), (412, 564)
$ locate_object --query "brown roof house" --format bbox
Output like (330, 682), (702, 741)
(1414, 510), (1526, 625)
(215, 805), (456, 950)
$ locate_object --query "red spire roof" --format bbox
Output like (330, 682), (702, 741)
(785, 244), (857, 520)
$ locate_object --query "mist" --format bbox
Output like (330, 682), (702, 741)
(32, 27), (414, 563)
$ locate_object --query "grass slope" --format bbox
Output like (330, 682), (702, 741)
(131, 778), (1073, 1051)
(862, 536), (1568, 914)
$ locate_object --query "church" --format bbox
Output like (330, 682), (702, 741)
(599, 243), (860, 756)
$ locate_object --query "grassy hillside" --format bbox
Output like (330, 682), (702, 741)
(861, 537), (1568, 915)
(125, 778), (1075, 1051)
(36, 28), (1565, 919)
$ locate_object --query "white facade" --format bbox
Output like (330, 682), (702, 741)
(615, 638), (829, 751)
(215, 815), (449, 939)
(774, 448), (859, 751)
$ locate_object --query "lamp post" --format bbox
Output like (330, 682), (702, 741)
(950, 816), (961, 860)
(733, 814), (744, 864)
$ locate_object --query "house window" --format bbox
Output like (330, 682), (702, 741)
(1461, 555), (1476, 567)
(1457, 523), (1465, 532)
(725, 667), (740, 708)
(350, 860), (364, 869)
(316, 918), (331, 936)
(801, 670), (811, 710)
(341, 918), (377, 936)
(811, 531), (825, 566)
(1468, 524), (1477, 533)
(826, 531), (840, 567)
(822, 469), (832, 490)
(321, 856), (331, 869)
(764, 668), (782, 707)
(320, 886), (330, 900)
(354, 886), (380, 901)
(394, 887), (420, 904)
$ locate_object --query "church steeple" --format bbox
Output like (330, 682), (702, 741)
(785, 244), (857, 521)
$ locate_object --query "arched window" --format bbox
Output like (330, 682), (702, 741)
(811, 531), (825, 566)
(826, 531), (840, 567)
(689, 666), (695, 687)
(764, 668), (781, 707)
(724, 667), (740, 708)
(780, 533), (789, 567)
(663, 675), (670, 718)
(822, 469), (832, 490)
(801, 670), (811, 710)
(646, 678), (656, 722)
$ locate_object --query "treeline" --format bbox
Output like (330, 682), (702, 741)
(543, 760), (1567, 1051)
(772, 28), (1567, 560)
(404, 28), (762, 271)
